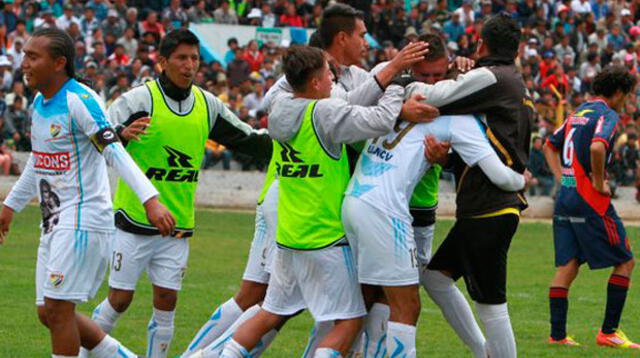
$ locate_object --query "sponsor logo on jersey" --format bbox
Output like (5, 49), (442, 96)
(50, 124), (62, 138)
(366, 144), (394, 161)
(276, 142), (323, 178)
(145, 146), (199, 182)
(34, 151), (71, 171)
(49, 272), (64, 288)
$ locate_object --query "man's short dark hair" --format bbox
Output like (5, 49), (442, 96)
(228, 37), (238, 46)
(418, 33), (447, 61)
(319, 4), (363, 49)
(159, 29), (200, 58)
(592, 66), (637, 98)
(481, 13), (521, 59)
(283, 45), (325, 92)
(308, 30), (324, 49)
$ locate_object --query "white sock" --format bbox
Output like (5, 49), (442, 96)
(413, 225), (434, 265)
(386, 322), (416, 358)
(80, 298), (123, 358)
(220, 339), (250, 358)
(90, 335), (137, 358)
(52, 355), (77, 358)
(248, 329), (278, 356)
(183, 298), (244, 356)
(147, 308), (175, 358)
(422, 270), (486, 357)
(314, 348), (342, 358)
(201, 304), (262, 357)
(362, 303), (389, 358)
(91, 298), (122, 333)
(476, 302), (516, 358)
(302, 321), (334, 358)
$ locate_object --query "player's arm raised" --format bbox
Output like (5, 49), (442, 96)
(72, 92), (176, 236)
(0, 154), (37, 243)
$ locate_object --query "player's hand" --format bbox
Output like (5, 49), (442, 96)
(523, 169), (534, 190)
(400, 94), (439, 123)
(120, 117), (150, 142)
(0, 206), (15, 244)
(424, 135), (450, 165)
(450, 56), (475, 73)
(593, 179), (612, 197)
(389, 41), (429, 72)
(144, 197), (176, 237)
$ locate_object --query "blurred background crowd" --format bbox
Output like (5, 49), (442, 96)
(0, 0), (637, 198)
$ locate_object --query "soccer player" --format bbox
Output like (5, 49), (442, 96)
(183, 5), (432, 357)
(84, 29), (271, 358)
(219, 45), (410, 358)
(543, 66), (638, 348)
(405, 14), (534, 357)
(365, 33), (487, 358)
(0, 28), (174, 358)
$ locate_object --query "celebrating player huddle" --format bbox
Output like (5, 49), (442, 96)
(0, 4), (637, 358)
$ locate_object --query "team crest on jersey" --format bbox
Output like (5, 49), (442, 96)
(81, 94), (90, 99)
(50, 124), (62, 138)
(49, 272), (64, 288)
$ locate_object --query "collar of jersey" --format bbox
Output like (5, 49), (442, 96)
(159, 71), (192, 102)
(41, 78), (73, 105)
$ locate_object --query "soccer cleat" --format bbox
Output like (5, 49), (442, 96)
(596, 330), (640, 349)
(549, 335), (581, 346)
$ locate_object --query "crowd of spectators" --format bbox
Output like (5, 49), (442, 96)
(0, 0), (637, 194)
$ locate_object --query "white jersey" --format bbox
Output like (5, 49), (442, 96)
(345, 115), (494, 222)
(4, 79), (157, 233)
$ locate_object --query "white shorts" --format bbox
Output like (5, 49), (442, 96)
(414, 223), (435, 283)
(242, 183), (278, 284)
(263, 245), (366, 322)
(342, 197), (419, 286)
(36, 229), (111, 306)
(108, 229), (189, 291)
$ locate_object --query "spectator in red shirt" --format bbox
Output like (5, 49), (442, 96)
(539, 50), (558, 81)
(541, 65), (570, 97)
(279, 3), (303, 27)
(140, 11), (165, 38)
(108, 43), (131, 66)
(242, 40), (264, 72)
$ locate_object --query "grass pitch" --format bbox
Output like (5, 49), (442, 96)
(1, 206), (639, 357)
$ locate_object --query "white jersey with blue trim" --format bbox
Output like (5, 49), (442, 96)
(26, 79), (115, 232)
(345, 115), (495, 222)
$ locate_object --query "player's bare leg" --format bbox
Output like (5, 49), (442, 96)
(383, 285), (420, 357)
(315, 318), (363, 357)
(220, 308), (285, 357)
(234, 281), (268, 309)
(548, 258), (580, 345)
(44, 298), (81, 356)
(360, 284), (389, 358)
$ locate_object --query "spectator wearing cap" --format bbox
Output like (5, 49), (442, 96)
(86, 0), (109, 21)
(187, 0), (212, 23)
(102, 9), (125, 38)
(621, 8), (634, 33)
(279, 2), (303, 27)
(214, 1), (239, 25)
(80, 6), (99, 36)
(34, 8), (57, 31)
(403, 26), (419, 47)
(246, 8), (262, 26)
(443, 12), (465, 42)
(140, 11), (165, 37)
(56, 3), (80, 30)
(163, 0), (189, 24)
(539, 50), (558, 80)
(524, 37), (540, 61)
